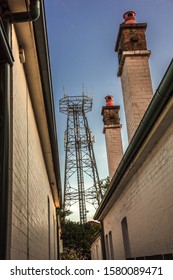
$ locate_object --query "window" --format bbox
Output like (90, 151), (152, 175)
(47, 196), (51, 259)
(53, 215), (57, 259)
(105, 231), (114, 259)
(96, 244), (99, 260)
(121, 217), (131, 259)
(109, 231), (114, 259)
(105, 234), (110, 259)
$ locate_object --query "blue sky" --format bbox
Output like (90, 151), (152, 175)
(44, 0), (173, 220)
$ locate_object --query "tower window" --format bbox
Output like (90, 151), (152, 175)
(121, 217), (131, 259)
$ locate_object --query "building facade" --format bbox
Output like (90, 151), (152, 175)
(92, 12), (173, 260)
(0, 0), (62, 259)
(90, 233), (103, 260)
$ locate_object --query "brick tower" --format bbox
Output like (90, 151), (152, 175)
(101, 95), (123, 179)
(115, 11), (153, 142)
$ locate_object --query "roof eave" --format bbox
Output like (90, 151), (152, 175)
(33, 1), (62, 207)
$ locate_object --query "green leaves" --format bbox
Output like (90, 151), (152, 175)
(61, 220), (100, 260)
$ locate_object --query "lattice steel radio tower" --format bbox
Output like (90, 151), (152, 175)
(60, 95), (103, 224)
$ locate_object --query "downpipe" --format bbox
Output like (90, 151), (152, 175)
(100, 221), (107, 260)
(0, 20), (11, 260)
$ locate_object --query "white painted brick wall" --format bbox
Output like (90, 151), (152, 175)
(121, 56), (153, 142)
(105, 127), (123, 179)
(8, 26), (57, 260)
(90, 235), (103, 260)
(103, 121), (173, 259)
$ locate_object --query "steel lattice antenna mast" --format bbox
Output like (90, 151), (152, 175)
(59, 95), (103, 224)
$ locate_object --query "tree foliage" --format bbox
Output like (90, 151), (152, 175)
(58, 176), (110, 260)
(61, 220), (100, 260)
(99, 176), (110, 192)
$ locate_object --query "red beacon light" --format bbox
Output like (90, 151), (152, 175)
(123, 11), (136, 24)
(105, 95), (114, 106)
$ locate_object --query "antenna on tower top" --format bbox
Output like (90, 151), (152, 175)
(91, 84), (94, 98)
(62, 75), (67, 97)
(82, 83), (85, 96)
(86, 84), (88, 96)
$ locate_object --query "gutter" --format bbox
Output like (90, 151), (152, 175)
(94, 59), (173, 220)
(32, 1), (62, 206)
(3, 0), (40, 23)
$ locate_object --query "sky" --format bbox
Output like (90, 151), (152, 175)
(44, 0), (173, 221)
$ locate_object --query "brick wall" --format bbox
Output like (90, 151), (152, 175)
(90, 235), (102, 260)
(7, 27), (57, 260)
(103, 120), (173, 259)
(102, 105), (123, 179)
(121, 55), (153, 142)
(105, 127), (123, 179)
